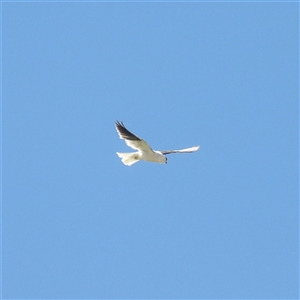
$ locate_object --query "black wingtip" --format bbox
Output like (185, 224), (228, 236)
(115, 120), (125, 128)
(115, 121), (141, 141)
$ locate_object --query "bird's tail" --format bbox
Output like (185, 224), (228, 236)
(116, 152), (139, 166)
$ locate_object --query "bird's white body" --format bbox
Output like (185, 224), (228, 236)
(117, 150), (166, 166)
(115, 121), (200, 166)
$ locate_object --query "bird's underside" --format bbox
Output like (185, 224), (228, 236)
(115, 121), (200, 166)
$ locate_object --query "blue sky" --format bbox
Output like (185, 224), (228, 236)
(2, 2), (298, 299)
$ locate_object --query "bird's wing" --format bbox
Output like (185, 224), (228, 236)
(115, 121), (153, 152)
(160, 145), (200, 155)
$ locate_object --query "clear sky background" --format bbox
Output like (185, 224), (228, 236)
(2, 2), (299, 299)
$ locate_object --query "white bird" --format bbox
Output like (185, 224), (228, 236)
(115, 121), (200, 166)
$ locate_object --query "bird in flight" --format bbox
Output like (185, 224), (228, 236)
(115, 121), (200, 166)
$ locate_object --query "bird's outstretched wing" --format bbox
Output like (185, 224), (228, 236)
(160, 146), (200, 155)
(115, 121), (153, 152)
